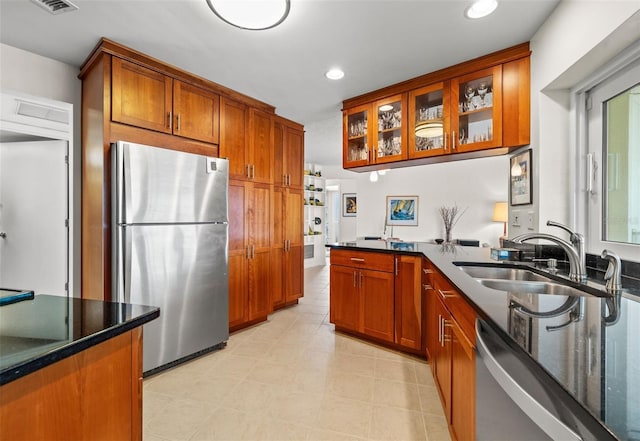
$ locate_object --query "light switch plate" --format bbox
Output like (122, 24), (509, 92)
(512, 209), (521, 227)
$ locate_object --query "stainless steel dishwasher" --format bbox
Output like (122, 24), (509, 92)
(475, 319), (616, 441)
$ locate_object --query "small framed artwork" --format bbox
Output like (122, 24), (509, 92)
(386, 196), (418, 226)
(510, 149), (532, 206)
(342, 193), (357, 217)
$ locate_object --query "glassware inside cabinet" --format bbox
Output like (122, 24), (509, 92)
(457, 75), (493, 145)
(414, 89), (444, 152)
(347, 110), (369, 162)
(377, 100), (403, 158)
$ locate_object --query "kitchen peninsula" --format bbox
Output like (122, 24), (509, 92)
(328, 241), (639, 441)
(0, 295), (159, 440)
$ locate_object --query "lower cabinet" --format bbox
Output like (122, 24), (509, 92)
(425, 258), (476, 441)
(329, 249), (395, 343)
(0, 329), (143, 441)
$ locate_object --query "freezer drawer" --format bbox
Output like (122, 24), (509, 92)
(116, 223), (229, 372)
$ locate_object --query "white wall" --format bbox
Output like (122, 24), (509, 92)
(0, 43), (82, 296)
(316, 158), (508, 248)
(522, 2), (640, 238)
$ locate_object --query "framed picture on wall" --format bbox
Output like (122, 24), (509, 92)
(510, 149), (532, 206)
(342, 193), (357, 217)
(386, 196), (418, 226)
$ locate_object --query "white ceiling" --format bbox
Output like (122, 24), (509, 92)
(0, 0), (559, 164)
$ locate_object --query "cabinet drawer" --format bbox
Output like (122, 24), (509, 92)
(330, 249), (394, 273)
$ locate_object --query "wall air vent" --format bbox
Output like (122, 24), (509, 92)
(16, 100), (70, 124)
(30, 0), (78, 15)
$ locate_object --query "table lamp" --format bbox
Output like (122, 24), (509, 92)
(492, 202), (508, 247)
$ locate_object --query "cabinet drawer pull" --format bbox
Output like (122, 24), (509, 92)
(350, 257), (365, 262)
(438, 289), (456, 299)
(423, 284), (433, 291)
(422, 268), (433, 274)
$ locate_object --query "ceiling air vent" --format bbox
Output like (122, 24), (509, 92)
(16, 100), (70, 124)
(30, 0), (78, 15)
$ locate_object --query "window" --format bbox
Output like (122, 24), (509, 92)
(584, 56), (640, 261)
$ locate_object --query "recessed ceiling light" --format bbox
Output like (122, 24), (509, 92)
(206, 0), (290, 30)
(465, 0), (498, 19)
(325, 68), (345, 80)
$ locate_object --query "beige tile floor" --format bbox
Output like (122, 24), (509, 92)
(143, 263), (452, 441)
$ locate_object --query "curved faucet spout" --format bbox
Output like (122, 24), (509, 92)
(511, 233), (587, 283)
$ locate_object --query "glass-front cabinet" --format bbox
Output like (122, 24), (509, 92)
(408, 83), (449, 159)
(374, 94), (406, 164)
(343, 95), (406, 167)
(451, 66), (502, 152)
(343, 103), (372, 168)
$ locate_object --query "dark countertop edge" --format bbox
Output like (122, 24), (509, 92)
(326, 242), (622, 440)
(0, 307), (159, 386)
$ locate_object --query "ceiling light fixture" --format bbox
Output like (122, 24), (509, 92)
(325, 68), (344, 80)
(379, 104), (394, 112)
(206, 0), (290, 30)
(465, 0), (498, 19)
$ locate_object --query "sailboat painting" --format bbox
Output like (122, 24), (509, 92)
(386, 196), (419, 226)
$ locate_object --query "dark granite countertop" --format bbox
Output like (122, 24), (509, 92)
(328, 241), (640, 441)
(0, 295), (159, 386)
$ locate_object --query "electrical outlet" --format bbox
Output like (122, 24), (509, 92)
(527, 211), (535, 230)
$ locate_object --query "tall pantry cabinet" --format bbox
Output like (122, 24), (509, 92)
(79, 39), (304, 332)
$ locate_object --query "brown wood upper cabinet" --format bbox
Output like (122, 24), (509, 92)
(343, 43), (530, 170)
(112, 57), (220, 144)
(343, 94), (407, 168)
(274, 117), (304, 189)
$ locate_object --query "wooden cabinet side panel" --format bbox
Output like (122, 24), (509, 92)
(220, 98), (248, 180)
(502, 57), (530, 147)
(82, 53), (109, 300)
(361, 270), (395, 343)
(131, 327), (143, 441)
(111, 57), (172, 134)
(173, 80), (220, 144)
(395, 256), (422, 350)
(0, 332), (136, 441)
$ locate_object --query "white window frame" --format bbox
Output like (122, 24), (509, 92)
(570, 43), (640, 262)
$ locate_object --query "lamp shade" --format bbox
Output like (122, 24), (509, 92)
(492, 202), (508, 222)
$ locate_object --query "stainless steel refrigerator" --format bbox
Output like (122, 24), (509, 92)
(112, 141), (229, 374)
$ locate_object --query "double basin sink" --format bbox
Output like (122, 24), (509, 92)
(454, 263), (599, 297)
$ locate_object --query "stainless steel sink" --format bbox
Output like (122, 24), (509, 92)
(478, 279), (587, 297)
(454, 263), (594, 297)
(457, 265), (550, 282)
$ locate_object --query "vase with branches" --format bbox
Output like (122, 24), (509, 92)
(439, 205), (467, 244)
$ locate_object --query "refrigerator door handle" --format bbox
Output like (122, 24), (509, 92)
(122, 226), (133, 304)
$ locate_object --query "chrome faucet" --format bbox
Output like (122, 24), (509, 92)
(601, 249), (622, 292)
(546, 220), (586, 277)
(511, 231), (587, 283)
